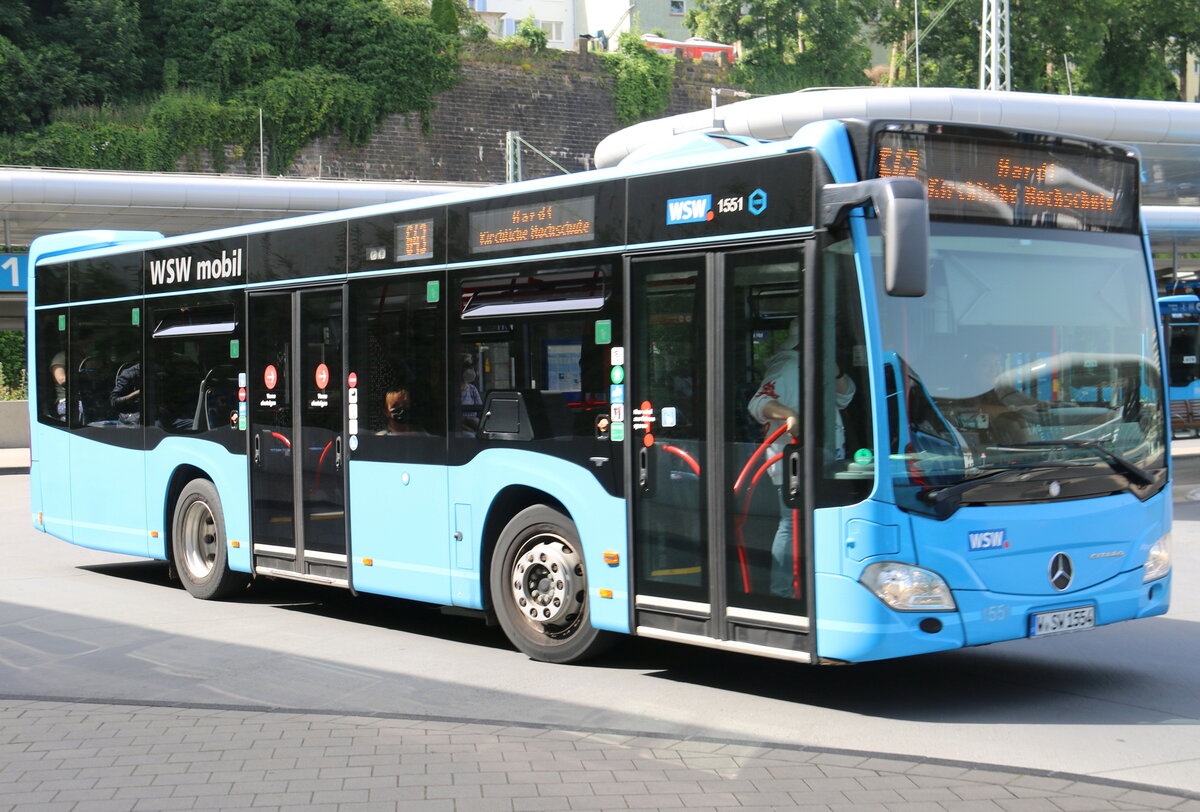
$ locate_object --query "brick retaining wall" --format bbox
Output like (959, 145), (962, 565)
(243, 46), (735, 183)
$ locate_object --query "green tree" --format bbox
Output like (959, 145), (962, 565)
(430, 0), (458, 35)
(686, 0), (800, 57)
(874, 0), (1199, 100)
(44, 0), (146, 104)
(209, 0), (301, 93)
(686, 0), (872, 92)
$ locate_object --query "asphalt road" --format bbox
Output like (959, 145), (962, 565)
(1, 458), (1198, 796)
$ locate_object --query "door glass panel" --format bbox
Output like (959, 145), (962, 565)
(725, 248), (807, 613)
(632, 257), (708, 603)
(299, 290), (346, 556)
(249, 294), (294, 550)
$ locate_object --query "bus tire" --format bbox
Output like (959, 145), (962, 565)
(491, 505), (613, 664)
(171, 479), (247, 601)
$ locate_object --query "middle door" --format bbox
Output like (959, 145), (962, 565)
(249, 287), (348, 584)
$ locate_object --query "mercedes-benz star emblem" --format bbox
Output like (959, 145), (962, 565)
(1049, 552), (1074, 591)
(1048, 480), (1062, 498)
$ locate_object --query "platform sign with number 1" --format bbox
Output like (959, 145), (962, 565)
(1, 255), (28, 292)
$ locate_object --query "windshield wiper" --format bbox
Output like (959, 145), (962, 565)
(917, 462), (1075, 518)
(993, 440), (1156, 486)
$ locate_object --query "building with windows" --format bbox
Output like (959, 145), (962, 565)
(467, 0), (576, 50)
(576, 0), (692, 47)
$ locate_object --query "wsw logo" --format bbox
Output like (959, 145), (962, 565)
(666, 195), (713, 225)
(968, 529), (1009, 551)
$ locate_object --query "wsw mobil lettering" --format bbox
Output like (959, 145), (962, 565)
(149, 249), (244, 287)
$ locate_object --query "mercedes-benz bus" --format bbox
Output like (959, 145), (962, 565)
(28, 113), (1171, 664)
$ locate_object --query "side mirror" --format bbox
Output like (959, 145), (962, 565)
(821, 177), (929, 297)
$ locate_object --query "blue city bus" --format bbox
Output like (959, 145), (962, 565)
(27, 117), (1171, 664)
(1160, 294), (1200, 435)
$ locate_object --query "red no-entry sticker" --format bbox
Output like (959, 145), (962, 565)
(347, 372), (358, 388)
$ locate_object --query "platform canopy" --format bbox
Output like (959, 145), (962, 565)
(1, 166), (481, 249)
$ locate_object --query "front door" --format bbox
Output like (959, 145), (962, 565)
(628, 246), (814, 661)
(248, 288), (348, 585)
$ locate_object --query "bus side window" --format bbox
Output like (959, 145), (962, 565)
(147, 299), (241, 434)
(458, 264), (617, 442)
(351, 274), (447, 444)
(35, 310), (70, 427)
(69, 302), (143, 429)
(817, 244), (873, 506)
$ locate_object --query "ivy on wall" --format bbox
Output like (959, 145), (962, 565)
(604, 33), (675, 127)
(0, 0), (458, 175)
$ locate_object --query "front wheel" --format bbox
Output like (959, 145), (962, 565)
(490, 506), (613, 663)
(172, 479), (248, 600)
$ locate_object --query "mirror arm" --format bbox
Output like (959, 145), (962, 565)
(820, 177), (930, 298)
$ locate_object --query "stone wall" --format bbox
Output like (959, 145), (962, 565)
(289, 46), (736, 184)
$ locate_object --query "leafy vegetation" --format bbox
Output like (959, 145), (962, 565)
(686, 0), (872, 94)
(604, 33), (675, 126)
(511, 14), (549, 54)
(685, 0), (1200, 99)
(0, 332), (27, 401)
(0, 0), (459, 174)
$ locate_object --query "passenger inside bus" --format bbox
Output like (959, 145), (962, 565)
(378, 388), (419, 434)
(49, 352), (67, 422)
(460, 356), (483, 432)
(109, 362), (141, 426)
(748, 318), (854, 598)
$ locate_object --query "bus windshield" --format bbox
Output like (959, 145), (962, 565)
(862, 223), (1167, 513)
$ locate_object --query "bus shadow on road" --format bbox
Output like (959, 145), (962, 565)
(77, 559), (515, 648)
(73, 559), (1198, 728)
(609, 618), (1200, 726)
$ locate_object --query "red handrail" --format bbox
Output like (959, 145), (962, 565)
(732, 450), (784, 594)
(733, 424), (787, 494)
(308, 440), (334, 494)
(270, 431), (291, 448)
(661, 444), (701, 476)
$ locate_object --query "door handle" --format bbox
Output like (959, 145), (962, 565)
(784, 446), (802, 506)
(335, 435), (343, 470)
(253, 433), (261, 466)
(638, 446), (655, 496)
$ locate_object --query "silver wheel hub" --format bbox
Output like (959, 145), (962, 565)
(511, 535), (582, 626)
(181, 500), (218, 580)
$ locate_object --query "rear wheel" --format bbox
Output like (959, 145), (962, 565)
(172, 479), (247, 600)
(490, 506), (612, 663)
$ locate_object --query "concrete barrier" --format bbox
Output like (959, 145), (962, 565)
(0, 401), (29, 448)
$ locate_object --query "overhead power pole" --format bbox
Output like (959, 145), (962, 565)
(979, 0), (1010, 91)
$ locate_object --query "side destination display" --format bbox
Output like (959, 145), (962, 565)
(626, 150), (815, 245)
(448, 181), (624, 263)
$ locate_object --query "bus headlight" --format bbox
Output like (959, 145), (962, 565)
(1143, 533), (1171, 582)
(860, 562), (957, 612)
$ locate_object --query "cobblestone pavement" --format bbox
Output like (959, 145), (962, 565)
(2, 698), (1198, 812)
